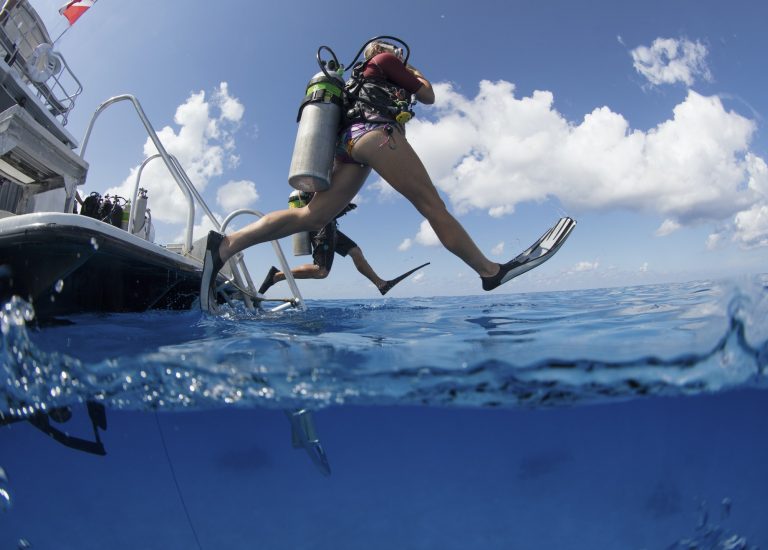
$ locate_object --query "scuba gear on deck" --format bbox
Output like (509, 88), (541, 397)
(97, 195), (123, 228)
(288, 47), (345, 193)
(80, 191), (101, 219)
(288, 190), (312, 256)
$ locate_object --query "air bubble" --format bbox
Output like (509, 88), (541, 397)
(90, 238), (99, 250)
(54, 279), (64, 293)
(0, 487), (11, 512)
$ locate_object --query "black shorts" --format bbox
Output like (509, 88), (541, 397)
(311, 223), (358, 272)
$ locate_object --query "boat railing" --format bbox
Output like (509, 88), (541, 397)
(0, 0), (83, 125)
(79, 93), (306, 312)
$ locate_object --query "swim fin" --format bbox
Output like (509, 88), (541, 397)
(258, 266), (279, 295)
(482, 217), (576, 291)
(379, 262), (430, 296)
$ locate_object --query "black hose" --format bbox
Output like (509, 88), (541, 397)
(343, 35), (411, 71)
(316, 45), (340, 78)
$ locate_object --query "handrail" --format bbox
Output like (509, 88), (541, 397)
(221, 209), (306, 312)
(129, 154), (253, 309)
(81, 93), (305, 313)
(79, 94), (195, 253)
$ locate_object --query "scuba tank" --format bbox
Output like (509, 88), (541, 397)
(287, 37), (411, 192)
(121, 199), (131, 230)
(131, 188), (148, 238)
(288, 49), (345, 193)
(288, 190), (312, 256)
(98, 195), (123, 227)
(81, 192), (101, 219)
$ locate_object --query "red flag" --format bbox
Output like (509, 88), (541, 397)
(58, 0), (96, 25)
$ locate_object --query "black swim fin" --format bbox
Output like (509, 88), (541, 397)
(379, 262), (430, 296)
(483, 217), (576, 291)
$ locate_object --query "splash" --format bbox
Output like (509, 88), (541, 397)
(1, 278), (767, 416)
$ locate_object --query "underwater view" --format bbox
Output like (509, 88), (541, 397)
(1, 276), (767, 549)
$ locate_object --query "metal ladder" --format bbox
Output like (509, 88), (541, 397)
(76, 94), (305, 312)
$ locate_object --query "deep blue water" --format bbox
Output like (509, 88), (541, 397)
(1, 276), (767, 549)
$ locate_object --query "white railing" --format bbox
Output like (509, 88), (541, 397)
(80, 94), (305, 312)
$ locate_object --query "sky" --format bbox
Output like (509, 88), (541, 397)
(27, 0), (768, 299)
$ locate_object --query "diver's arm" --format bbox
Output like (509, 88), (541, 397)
(408, 66), (435, 104)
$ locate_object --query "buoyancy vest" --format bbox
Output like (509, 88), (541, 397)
(344, 60), (415, 126)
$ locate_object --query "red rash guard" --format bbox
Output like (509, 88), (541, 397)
(363, 53), (423, 94)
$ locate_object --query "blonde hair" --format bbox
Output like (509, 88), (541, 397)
(364, 41), (398, 60)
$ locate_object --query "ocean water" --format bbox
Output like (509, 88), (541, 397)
(1, 276), (767, 549)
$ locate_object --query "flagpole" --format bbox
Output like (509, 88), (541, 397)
(52, 25), (71, 46)
(54, 0), (97, 44)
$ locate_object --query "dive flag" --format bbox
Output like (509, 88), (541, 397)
(58, 0), (96, 25)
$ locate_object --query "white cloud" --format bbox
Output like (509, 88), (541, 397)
(732, 205), (768, 248)
(406, 82), (766, 247)
(415, 219), (441, 247)
(655, 219), (681, 237)
(398, 238), (412, 251)
(639, 262), (649, 273)
(630, 37), (712, 87)
(491, 241), (505, 256)
(573, 261), (599, 272)
(214, 82), (245, 123)
(703, 153), (768, 247)
(175, 212), (222, 246)
(217, 179), (259, 212)
(107, 82), (245, 227)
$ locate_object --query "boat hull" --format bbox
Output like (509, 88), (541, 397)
(0, 213), (204, 320)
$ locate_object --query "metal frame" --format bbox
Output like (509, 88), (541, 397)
(78, 94), (305, 312)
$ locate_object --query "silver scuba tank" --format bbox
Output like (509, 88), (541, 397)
(131, 188), (148, 237)
(288, 190), (312, 256)
(288, 68), (345, 192)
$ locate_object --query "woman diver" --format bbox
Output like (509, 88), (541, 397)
(200, 38), (574, 311)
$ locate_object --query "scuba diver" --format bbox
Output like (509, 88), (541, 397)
(257, 190), (429, 296)
(201, 37), (575, 311)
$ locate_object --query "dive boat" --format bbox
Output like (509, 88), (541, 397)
(0, 0), (304, 323)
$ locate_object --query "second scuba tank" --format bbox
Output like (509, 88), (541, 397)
(131, 188), (148, 238)
(288, 67), (345, 192)
(121, 199), (131, 230)
(288, 190), (312, 256)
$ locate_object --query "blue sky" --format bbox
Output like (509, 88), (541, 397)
(29, 0), (768, 298)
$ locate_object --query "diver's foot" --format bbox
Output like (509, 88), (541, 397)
(200, 230), (226, 312)
(258, 266), (280, 295)
(378, 262), (430, 295)
(481, 217), (576, 291)
(481, 260), (522, 291)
